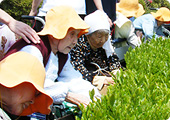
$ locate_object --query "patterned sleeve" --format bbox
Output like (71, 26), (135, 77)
(107, 52), (121, 71)
(70, 37), (95, 82)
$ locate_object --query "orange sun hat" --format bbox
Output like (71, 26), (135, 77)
(116, 0), (145, 18)
(38, 5), (90, 39)
(0, 52), (53, 116)
(151, 7), (170, 22)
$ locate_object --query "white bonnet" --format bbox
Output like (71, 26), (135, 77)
(84, 10), (110, 35)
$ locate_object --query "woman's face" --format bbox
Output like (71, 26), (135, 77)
(49, 28), (80, 54)
(87, 30), (109, 49)
(1, 83), (39, 115)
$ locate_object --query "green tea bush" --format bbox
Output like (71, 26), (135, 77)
(78, 37), (170, 120)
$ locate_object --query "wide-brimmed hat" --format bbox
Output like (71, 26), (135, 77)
(38, 6), (89, 39)
(151, 7), (170, 22)
(0, 52), (53, 116)
(116, 0), (145, 18)
(84, 10), (110, 35)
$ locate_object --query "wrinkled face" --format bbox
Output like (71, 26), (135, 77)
(49, 28), (80, 54)
(1, 83), (39, 116)
(86, 30), (109, 49)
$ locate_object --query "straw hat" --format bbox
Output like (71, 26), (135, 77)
(151, 7), (170, 22)
(84, 10), (110, 35)
(116, 0), (145, 18)
(0, 52), (53, 116)
(38, 5), (90, 39)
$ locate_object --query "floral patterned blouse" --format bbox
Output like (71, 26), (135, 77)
(70, 36), (121, 82)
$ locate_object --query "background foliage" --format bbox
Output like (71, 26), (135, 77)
(139, 0), (170, 13)
(0, 0), (33, 25)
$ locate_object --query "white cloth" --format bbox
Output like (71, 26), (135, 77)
(114, 12), (141, 48)
(0, 108), (11, 120)
(0, 24), (16, 59)
(20, 45), (101, 104)
(38, 0), (86, 16)
(84, 10), (110, 35)
(102, 36), (115, 58)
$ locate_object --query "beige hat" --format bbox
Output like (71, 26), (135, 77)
(38, 5), (90, 39)
(116, 0), (145, 18)
(151, 7), (170, 22)
(0, 52), (53, 116)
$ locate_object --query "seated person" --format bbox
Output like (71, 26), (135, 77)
(3, 6), (101, 108)
(133, 7), (170, 41)
(0, 52), (53, 119)
(70, 10), (121, 95)
(111, 11), (142, 65)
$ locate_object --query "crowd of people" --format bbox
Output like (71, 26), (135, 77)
(0, 0), (170, 119)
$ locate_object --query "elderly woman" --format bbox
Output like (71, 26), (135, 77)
(3, 6), (101, 110)
(0, 52), (53, 119)
(133, 7), (170, 40)
(70, 10), (121, 95)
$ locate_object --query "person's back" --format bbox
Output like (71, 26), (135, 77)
(133, 7), (170, 40)
(133, 13), (156, 40)
(112, 11), (141, 64)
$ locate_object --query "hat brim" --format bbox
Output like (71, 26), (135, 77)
(0, 82), (53, 116)
(151, 12), (170, 22)
(0, 52), (53, 116)
(20, 82), (53, 116)
(116, 3), (145, 18)
(38, 6), (89, 39)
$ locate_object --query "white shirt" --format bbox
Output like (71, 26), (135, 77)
(20, 45), (101, 104)
(38, 0), (86, 16)
(114, 12), (141, 48)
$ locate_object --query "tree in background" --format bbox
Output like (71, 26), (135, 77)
(0, 0), (33, 25)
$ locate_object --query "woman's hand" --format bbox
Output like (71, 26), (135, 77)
(103, 77), (115, 85)
(7, 19), (40, 44)
(0, 9), (40, 44)
(65, 92), (91, 108)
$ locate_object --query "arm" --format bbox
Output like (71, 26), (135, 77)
(142, 21), (155, 39)
(122, 22), (142, 48)
(93, 0), (113, 26)
(93, 0), (103, 11)
(29, 0), (42, 16)
(0, 9), (40, 44)
(58, 55), (101, 101)
(70, 39), (96, 82)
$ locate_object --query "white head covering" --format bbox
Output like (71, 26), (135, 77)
(84, 10), (115, 58)
(84, 10), (110, 35)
